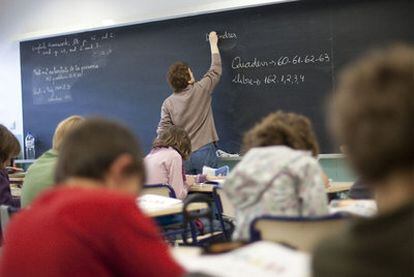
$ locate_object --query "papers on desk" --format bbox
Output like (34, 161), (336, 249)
(330, 200), (377, 217)
(174, 241), (311, 277)
(202, 166), (230, 177)
(137, 194), (182, 213)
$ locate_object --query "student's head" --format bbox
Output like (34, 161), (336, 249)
(330, 45), (414, 184)
(167, 62), (195, 92)
(242, 111), (319, 155)
(0, 125), (21, 169)
(55, 118), (145, 196)
(153, 126), (191, 160)
(280, 113), (320, 157)
(52, 115), (84, 152)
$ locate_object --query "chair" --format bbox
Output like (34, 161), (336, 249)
(182, 193), (215, 245)
(142, 184), (176, 198)
(250, 213), (351, 252)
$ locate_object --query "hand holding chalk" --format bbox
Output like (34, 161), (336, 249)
(209, 31), (218, 45)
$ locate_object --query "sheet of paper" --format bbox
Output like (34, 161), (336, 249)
(330, 200), (377, 217)
(137, 194), (182, 212)
(174, 241), (311, 277)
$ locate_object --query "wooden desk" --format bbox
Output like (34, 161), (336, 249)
(189, 183), (216, 193)
(327, 182), (353, 194)
(9, 177), (24, 184)
(142, 202), (208, 217)
(191, 182), (353, 194)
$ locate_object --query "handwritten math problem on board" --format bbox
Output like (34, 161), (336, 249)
(231, 52), (331, 88)
(29, 32), (115, 105)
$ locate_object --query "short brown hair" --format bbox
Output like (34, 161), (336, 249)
(331, 45), (414, 182)
(167, 62), (191, 92)
(0, 124), (21, 166)
(52, 115), (84, 152)
(243, 111), (319, 154)
(55, 118), (145, 184)
(153, 126), (191, 160)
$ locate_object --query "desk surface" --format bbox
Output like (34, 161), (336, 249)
(190, 182), (353, 194)
(327, 182), (353, 193)
(190, 184), (215, 193)
(141, 202), (208, 217)
(9, 177), (25, 183)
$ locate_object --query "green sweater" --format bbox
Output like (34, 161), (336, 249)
(21, 150), (58, 208)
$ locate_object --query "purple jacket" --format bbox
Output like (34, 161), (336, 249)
(0, 169), (20, 207)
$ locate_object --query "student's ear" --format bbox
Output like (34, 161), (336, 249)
(106, 154), (139, 193)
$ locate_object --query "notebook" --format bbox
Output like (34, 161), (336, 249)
(174, 241), (310, 277)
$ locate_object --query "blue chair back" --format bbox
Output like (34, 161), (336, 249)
(142, 184), (176, 198)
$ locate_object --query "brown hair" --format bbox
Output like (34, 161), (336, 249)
(55, 118), (145, 184)
(0, 124), (21, 167)
(153, 126), (191, 160)
(167, 62), (191, 92)
(52, 115), (84, 152)
(242, 111), (320, 155)
(281, 113), (320, 157)
(331, 45), (414, 182)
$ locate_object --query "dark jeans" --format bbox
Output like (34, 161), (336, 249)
(185, 143), (218, 175)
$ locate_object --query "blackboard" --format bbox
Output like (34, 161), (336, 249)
(20, 0), (414, 156)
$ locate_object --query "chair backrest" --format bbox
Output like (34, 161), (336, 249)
(215, 187), (236, 218)
(250, 213), (351, 252)
(142, 184), (176, 198)
(182, 193), (214, 245)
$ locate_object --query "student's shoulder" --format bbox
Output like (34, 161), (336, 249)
(165, 147), (182, 159)
(290, 150), (320, 170)
(42, 187), (135, 214)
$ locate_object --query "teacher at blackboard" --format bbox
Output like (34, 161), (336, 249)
(157, 31), (221, 174)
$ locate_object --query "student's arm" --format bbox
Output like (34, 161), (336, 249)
(112, 202), (185, 277)
(0, 170), (20, 207)
(156, 101), (173, 135)
(167, 153), (188, 200)
(196, 31), (222, 94)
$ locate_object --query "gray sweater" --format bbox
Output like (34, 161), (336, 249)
(157, 53), (222, 152)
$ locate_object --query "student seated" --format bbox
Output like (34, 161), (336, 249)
(145, 126), (192, 200)
(21, 115), (84, 207)
(279, 112), (330, 187)
(0, 124), (21, 207)
(313, 45), (414, 276)
(224, 111), (329, 241)
(0, 119), (184, 277)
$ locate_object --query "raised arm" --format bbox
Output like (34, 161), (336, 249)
(196, 31), (222, 93)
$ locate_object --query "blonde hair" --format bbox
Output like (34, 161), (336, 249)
(52, 115), (84, 152)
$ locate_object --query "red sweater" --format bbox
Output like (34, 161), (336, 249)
(0, 186), (184, 277)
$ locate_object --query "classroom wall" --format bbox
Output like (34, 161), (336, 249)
(0, 0), (292, 138)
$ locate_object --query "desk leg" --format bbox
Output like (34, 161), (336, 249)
(212, 190), (230, 241)
(189, 221), (198, 245)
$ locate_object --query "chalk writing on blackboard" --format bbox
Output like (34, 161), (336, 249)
(31, 32), (115, 57)
(32, 63), (102, 105)
(205, 31), (237, 42)
(231, 53), (331, 70)
(232, 73), (305, 87)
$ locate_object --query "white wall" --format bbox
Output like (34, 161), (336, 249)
(0, 0), (292, 137)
